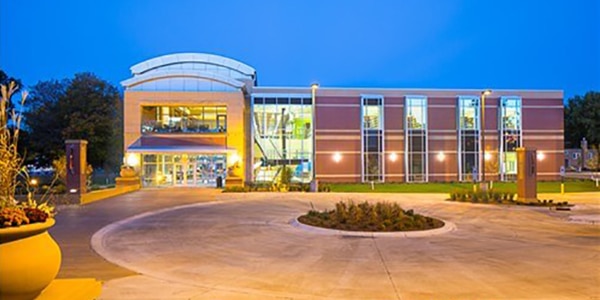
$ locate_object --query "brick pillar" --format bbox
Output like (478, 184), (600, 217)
(65, 140), (88, 194)
(517, 147), (537, 203)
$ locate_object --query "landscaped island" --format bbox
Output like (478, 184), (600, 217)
(298, 201), (444, 232)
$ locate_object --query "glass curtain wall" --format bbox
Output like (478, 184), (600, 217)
(404, 96), (428, 182)
(458, 96), (481, 181)
(362, 96), (384, 182)
(252, 96), (313, 183)
(499, 97), (522, 181)
(141, 106), (227, 134)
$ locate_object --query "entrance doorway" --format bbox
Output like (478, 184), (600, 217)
(141, 154), (227, 187)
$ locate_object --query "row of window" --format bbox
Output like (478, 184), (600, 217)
(141, 106), (227, 134)
(360, 95), (522, 182)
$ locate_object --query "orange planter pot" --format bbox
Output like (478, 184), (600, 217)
(0, 219), (61, 300)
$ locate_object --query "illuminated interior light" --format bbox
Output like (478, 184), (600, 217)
(389, 152), (398, 162)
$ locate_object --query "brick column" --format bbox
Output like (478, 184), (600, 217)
(65, 140), (88, 194)
(517, 147), (537, 202)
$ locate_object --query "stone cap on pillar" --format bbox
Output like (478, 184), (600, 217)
(65, 139), (88, 145)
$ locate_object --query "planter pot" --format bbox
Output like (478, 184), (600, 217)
(0, 219), (61, 300)
(120, 167), (137, 178)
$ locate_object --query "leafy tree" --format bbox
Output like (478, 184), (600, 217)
(564, 91), (600, 147)
(24, 73), (123, 170)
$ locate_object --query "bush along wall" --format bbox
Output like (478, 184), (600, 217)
(447, 191), (569, 207)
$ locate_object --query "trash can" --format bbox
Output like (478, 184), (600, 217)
(216, 176), (223, 188)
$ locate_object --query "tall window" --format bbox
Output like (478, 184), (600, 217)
(141, 106), (226, 134)
(458, 97), (480, 181)
(252, 96), (313, 183)
(499, 97), (522, 181)
(362, 96), (384, 182)
(405, 96), (427, 182)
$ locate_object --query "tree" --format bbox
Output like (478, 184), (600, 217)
(24, 73), (123, 170)
(564, 91), (600, 147)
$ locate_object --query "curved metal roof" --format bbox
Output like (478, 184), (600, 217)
(129, 53), (255, 77)
(121, 70), (245, 89)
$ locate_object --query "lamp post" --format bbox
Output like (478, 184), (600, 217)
(480, 89), (492, 190)
(310, 83), (319, 192)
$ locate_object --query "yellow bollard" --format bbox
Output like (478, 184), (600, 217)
(473, 184), (477, 192)
(561, 183), (564, 195)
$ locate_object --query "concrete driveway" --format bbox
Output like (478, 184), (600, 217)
(85, 192), (600, 300)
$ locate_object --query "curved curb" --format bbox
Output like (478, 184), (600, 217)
(567, 215), (600, 225)
(290, 217), (456, 238)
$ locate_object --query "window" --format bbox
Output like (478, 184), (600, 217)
(405, 96), (427, 182)
(141, 106), (227, 134)
(499, 97), (522, 181)
(251, 95), (313, 183)
(362, 96), (384, 182)
(458, 96), (480, 181)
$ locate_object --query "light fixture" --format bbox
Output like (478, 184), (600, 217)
(310, 83), (319, 191)
(389, 152), (398, 162)
(30, 179), (38, 186)
(484, 152), (492, 161)
(229, 153), (240, 165)
(537, 152), (545, 161)
(125, 153), (140, 167)
(480, 89), (492, 187)
(333, 152), (342, 163)
(436, 152), (446, 162)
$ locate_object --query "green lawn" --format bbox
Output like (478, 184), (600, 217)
(328, 180), (599, 193)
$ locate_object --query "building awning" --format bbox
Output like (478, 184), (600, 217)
(126, 137), (237, 154)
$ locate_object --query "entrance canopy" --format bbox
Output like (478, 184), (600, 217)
(126, 137), (237, 154)
(126, 145), (237, 154)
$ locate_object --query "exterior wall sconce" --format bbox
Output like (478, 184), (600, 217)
(333, 152), (342, 163)
(484, 152), (492, 161)
(389, 152), (398, 162)
(436, 152), (446, 162)
(229, 153), (240, 166)
(537, 152), (545, 161)
(125, 153), (140, 167)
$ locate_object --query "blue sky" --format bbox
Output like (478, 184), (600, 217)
(1, 0), (598, 99)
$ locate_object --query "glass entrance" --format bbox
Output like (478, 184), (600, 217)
(141, 154), (227, 187)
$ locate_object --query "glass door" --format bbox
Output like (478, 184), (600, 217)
(174, 164), (185, 185)
(186, 163), (196, 186)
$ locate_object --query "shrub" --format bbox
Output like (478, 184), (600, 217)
(222, 186), (249, 193)
(298, 200), (444, 232)
(0, 207), (29, 227)
(279, 166), (293, 186)
(318, 183), (331, 192)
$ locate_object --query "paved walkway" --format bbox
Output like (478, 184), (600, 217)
(50, 188), (221, 280)
(52, 191), (600, 299)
